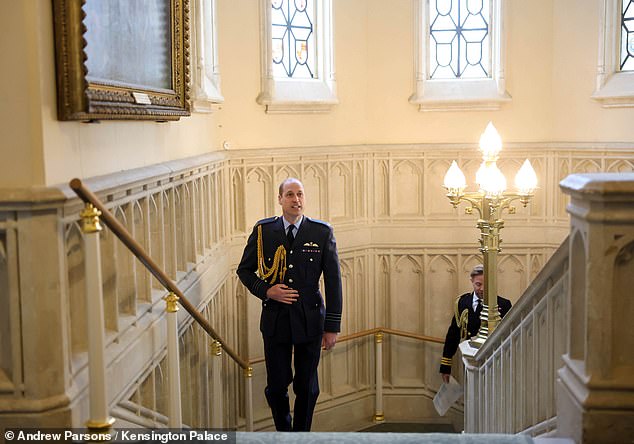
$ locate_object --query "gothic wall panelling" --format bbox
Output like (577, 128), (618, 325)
(393, 160), (424, 216)
(303, 164), (327, 220)
(65, 222), (87, 355)
(1, 143), (632, 427)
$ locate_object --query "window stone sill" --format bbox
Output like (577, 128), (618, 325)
(592, 71), (634, 108)
(409, 79), (511, 112)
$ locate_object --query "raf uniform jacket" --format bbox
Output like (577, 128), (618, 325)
(439, 292), (512, 374)
(237, 216), (343, 343)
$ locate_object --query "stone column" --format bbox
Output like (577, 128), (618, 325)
(557, 173), (634, 443)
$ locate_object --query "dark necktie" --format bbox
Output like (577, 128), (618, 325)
(287, 224), (295, 246)
(475, 299), (483, 316)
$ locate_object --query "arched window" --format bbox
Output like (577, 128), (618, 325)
(271, 0), (316, 79)
(410, 0), (510, 111)
(621, 0), (634, 71)
(257, 0), (337, 113)
(593, 0), (634, 107)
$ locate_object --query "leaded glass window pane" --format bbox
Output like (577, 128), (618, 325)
(429, 0), (490, 79)
(621, 0), (634, 71)
(271, 0), (316, 79)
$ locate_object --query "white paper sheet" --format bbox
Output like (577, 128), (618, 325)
(433, 376), (463, 416)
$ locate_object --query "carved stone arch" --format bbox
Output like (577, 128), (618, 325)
(530, 255), (542, 282)
(246, 166), (273, 184)
(394, 254), (423, 274)
(132, 200), (145, 229)
(607, 159), (634, 173)
(428, 158), (453, 170)
(330, 161), (353, 220)
(427, 255), (458, 334)
(498, 255), (524, 275)
(462, 255), (484, 276)
(275, 165), (301, 188)
(182, 180), (192, 199)
(171, 185), (188, 271)
(305, 162), (328, 180)
(65, 221), (86, 353)
(391, 254), (425, 341)
(569, 229), (587, 361)
(376, 160), (390, 217)
(354, 159), (366, 218)
(394, 158), (423, 176)
(331, 160), (353, 176)
(393, 160), (424, 216)
(498, 255), (525, 302)
(339, 257), (353, 278)
(231, 168), (245, 233)
(231, 167), (243, 188)
(245, 167), (273, 225)
(303, 164), (327, 219)
(173, 184), (183, 206)
(573, 159), (602, 174)
(148, 192), (164, 284)
(559, 158), (571, 182)
(64, 220), (83, 243)
(428, 254), (457, 274)
(113, 205), (129, 228)
(149, 192), (159, 216)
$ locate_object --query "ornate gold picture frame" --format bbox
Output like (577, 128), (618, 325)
(52, 0), (190, 121)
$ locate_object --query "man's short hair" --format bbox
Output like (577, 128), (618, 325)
(470, 264), (484, 277)
(278, 178), (303, 196)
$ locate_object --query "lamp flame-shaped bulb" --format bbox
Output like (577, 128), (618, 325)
(475, 162), (486, 186)
(479, 122), (502, 160)
(479, 163), (507, 196)
(444, 160), (466, 191)
(515, 159), (537, 194)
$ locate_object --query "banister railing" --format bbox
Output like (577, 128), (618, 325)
(70, 178), (255, 431)
(70, 178), (248, 369)
(459, 237), (570, 435)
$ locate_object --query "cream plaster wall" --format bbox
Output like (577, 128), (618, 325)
(551, 0), (634, 141)
(0, 1), (46, 187)
(1, 0), (633, 186)
(0, 1), (223, 188)
(215, 0), (634, 149)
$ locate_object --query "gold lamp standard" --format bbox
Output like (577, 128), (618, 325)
(443, 122), (537, 347)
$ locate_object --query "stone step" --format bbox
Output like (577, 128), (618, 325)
(235, 431), (539, 443)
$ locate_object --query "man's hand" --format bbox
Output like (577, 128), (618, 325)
(322, 332), (337, 351)
(441, 373), (450, 384)
(266, 284), (299, 304)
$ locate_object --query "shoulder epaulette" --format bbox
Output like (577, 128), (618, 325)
(306, 217), (331, 227)
(256, 216), (279, 226)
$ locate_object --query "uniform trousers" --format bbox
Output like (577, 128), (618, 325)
(263, 331), (322, 431)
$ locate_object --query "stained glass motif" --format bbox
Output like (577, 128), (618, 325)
(429, 0), (490, 79)
(621, 0), (634, 71)
(271, 0), (316, 78)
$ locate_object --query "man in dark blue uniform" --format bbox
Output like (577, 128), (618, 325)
(237, 178), (343, 431)
(439, 265), (512, 383)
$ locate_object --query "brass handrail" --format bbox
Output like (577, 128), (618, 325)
(70, 178), (249, 370)
(249, 327), (444, 364)
(338, 327), (444, 344)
